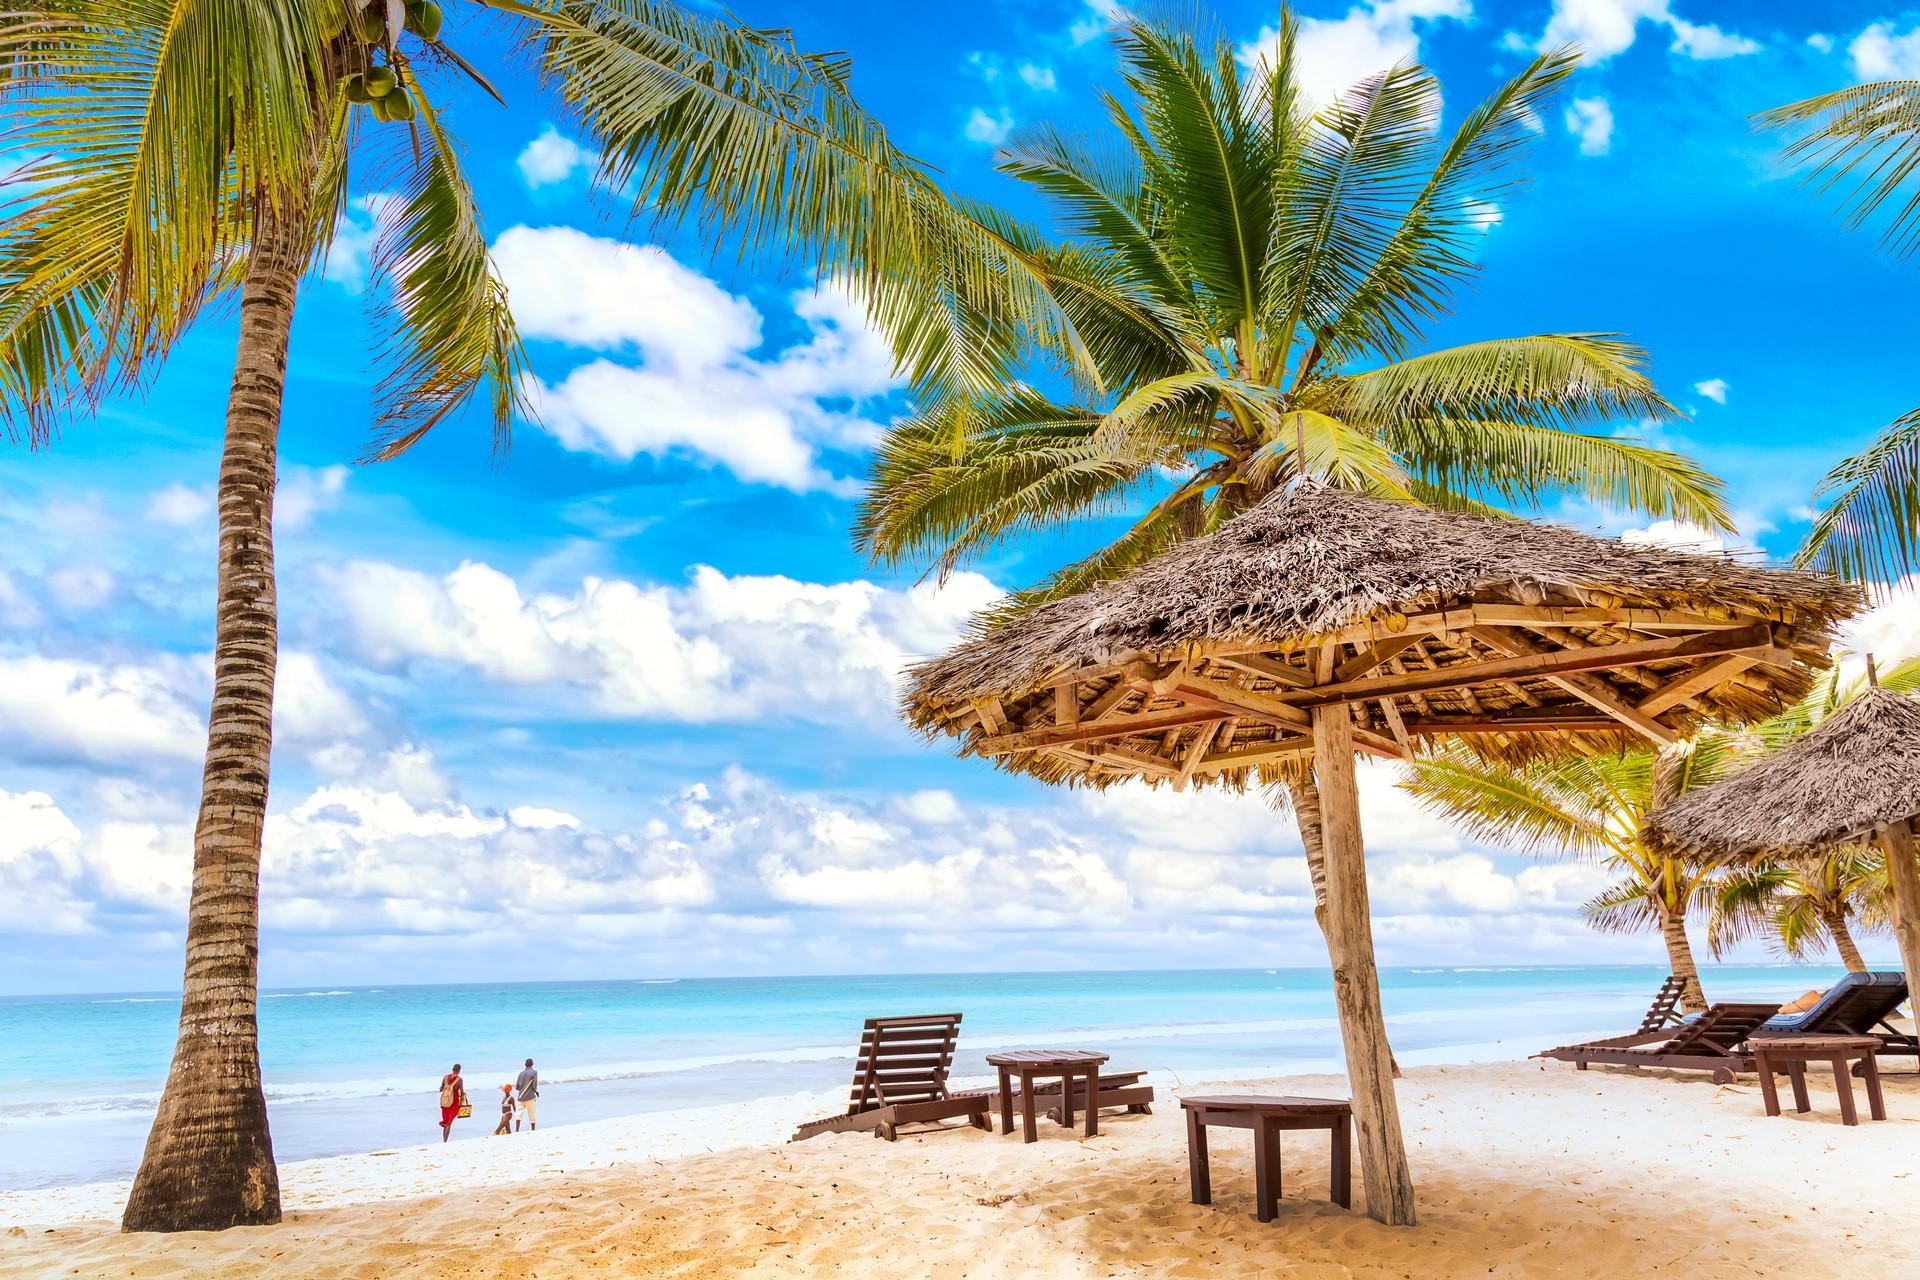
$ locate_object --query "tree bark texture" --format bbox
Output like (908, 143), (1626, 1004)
(1310, 706), (1416, 1226)
(1821, 907), (1867, 973)
(121, 190), (307, 1233)
(1659, 908), (1705, 1015)
(1876, 823), (1920, 1022)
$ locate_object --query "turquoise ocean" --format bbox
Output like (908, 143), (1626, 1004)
(0, 963), (1849, 1190)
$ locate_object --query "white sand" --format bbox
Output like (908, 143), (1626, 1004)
(6, 1059), (1918, 1278)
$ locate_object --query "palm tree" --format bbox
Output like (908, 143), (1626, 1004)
(1760, 82), (1920, 582)
(1401, 743), (1740, 1011)
(0, 0), (540, 1232)
(851, 11), (1731, 923)
(2, 0), (953, 1233)
(1710, 847), (1885, 971)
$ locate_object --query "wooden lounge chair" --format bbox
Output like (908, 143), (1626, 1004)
(1761, 971), (1916, 1072)
(790, 1013), (992, 1142)
(1028, 1069), (1156, 1122)
(1534, 1003), (1783, 1084)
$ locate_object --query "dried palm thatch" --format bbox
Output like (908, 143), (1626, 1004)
(1646, 688), (1920, 857)
(903, 482), (1860, 791)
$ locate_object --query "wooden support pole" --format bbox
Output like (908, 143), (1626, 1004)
(1876, 822), (1920, 1024)
(1311, 704), (1416, 1226)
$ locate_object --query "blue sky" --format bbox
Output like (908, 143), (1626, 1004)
(4, 0), (1920, 992)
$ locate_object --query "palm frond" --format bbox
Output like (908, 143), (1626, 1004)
(1794, 406), (1920, 584)
(0, 0), (337, 432)
(360, 68), (533, 461)
(1398, 745), (1624, 858)
(1325, 48), (1579, 364)
(1759, 80), (1920, 259)
(1581, 877), (1660, 935)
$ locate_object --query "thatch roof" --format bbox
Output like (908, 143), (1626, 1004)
(904, 483), (1860, 791)
(1645, 687), (1920, 857)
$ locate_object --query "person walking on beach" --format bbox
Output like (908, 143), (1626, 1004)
(494, 1084), (516, 1136)
(515, 1057), (539, 1132)
(438, 1064), (467, 1143)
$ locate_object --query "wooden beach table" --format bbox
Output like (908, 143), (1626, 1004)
(1181, 1095), (1352, 1222)
(984, 1049), (1107, 1142)
(1749, 1035), (1887, 1126)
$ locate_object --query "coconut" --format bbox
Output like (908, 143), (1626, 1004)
(358, 7), (386, 43)
(406, 2), (444, 41)
(363, 66), (396, 98)
(368, 93), (394, 124)
(344, 73), (370, 104)
(384, 87), (416, 122)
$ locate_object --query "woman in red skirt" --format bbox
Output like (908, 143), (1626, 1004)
(438, 1063), (467, 1142)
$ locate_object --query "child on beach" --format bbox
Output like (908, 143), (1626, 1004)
(495, 1084), (516, 1136)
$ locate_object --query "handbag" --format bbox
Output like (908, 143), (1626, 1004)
(457, 1101), (473, 1119)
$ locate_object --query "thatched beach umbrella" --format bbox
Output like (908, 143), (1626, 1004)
(1645, 679), (1920, 1023)
(904, 482), (1857, 1225)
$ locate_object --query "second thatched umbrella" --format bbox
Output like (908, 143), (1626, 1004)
(905, 481), (1857, 1225)
(1645, 680), (1920, 1031)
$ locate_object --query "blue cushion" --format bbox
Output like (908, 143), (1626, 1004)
(1760, 971), (1906, 1031)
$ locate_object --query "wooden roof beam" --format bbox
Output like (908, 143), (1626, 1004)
(979, 705), (1228, 755)
(1282, 622), (1775, 709)
(1466, 626), (1681, 745)
(1635, 654), (1759, 717)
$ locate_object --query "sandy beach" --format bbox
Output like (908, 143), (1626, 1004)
(5, 1058), (1917, 1278)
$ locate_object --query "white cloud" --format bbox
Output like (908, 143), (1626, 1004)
(323, 558), (1003, 725)
(516, 126), (595, 189)
(497, 227), (899, 493)
(1238, 1), (1471, 108)
(0, 789), (91, 934)
(1534, 2), (1758, 63)
(1565, 96), (1614, 156)
(275, 465), (349, 531)
(0, 654), (206, 769)
(963, 106), (1014, 145)
(321, 193), (396, 294)
(1018, 62), (1058, 91)
(146, 484), (213, 527)
(1805, 33), (1834, 55)
(1462, 198), (1503, 231)
(1850, 22), (1920, 79)
(1693, 377), (1728, 404)
(1070, 1), (1125, 45)
(46, 564), (114, 610)
(1620, 520), (1725, 553)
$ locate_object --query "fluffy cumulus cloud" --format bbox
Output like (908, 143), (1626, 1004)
(322, 558), (1003, 724)
(1069, 1), (1125, 45)
(1565, 96), (1614, 156)
(1019, 62), (1058, 91)
(516, 125), (596, 189)
(498, 226), (898, 493)
(1693, 376), (1728, 405)
(1239, 1), (1470, 108)
(1532, 1), (1759, 62)
(963, 106), (1014, 145)
(1850, 21), (1920, 79)
(2, 758), (1650, 972)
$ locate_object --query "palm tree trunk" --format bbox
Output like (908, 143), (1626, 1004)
(121, 190), (307, 1233)
(1286, 774), (1401, 1080)
(1822, 906), (1867, 973)
(1659, 909), (1706, 1014)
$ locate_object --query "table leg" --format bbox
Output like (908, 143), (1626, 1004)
(1083, 1066), (1098, 1138)
(1254, 1115), (1281, 1223)
(1020, 1070), (1038, 1144)
(1830, 1056), (1859, 1126)
(1186, 1110), (1211, 1205)
(997, 1066), (1013, 1136)
(1862, 1054), (1888, 1121)
(1058, 1071), (1075, 1131)
(1330, 1114), (1351, 1210)
(1787, 1061), (1811, 1113)
(1755, 1051), (1781, 1117)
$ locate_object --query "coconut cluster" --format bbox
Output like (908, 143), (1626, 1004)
(335, 2), (445, 124)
